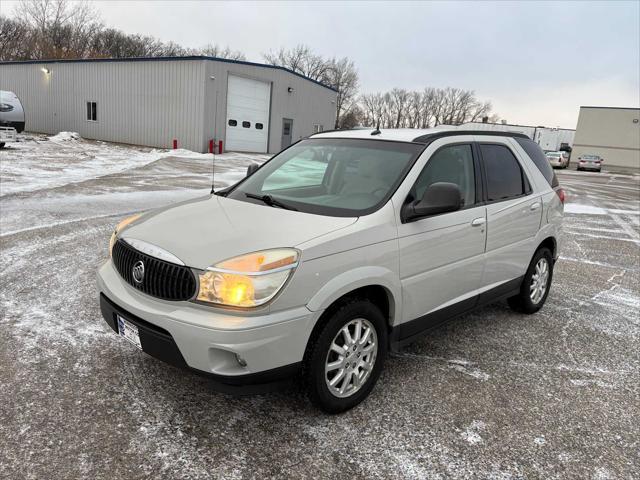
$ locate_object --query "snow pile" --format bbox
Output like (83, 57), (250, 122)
(49, 131), (82, 142)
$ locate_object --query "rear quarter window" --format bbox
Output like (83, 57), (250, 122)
(516, 137), (559, 188)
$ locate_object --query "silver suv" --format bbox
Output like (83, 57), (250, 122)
(97, 128), (565, 413)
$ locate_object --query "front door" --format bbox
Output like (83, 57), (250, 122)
(281, 118), (293, 150)
(396, 143), (486, 337)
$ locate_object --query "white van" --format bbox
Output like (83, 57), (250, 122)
(0, 90), (25, 148)
(98, 128), (565, 413)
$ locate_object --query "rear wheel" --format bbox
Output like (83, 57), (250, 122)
(508, 248), (553, 314)
(0, 142), (5, 149)
(304, 298), (387, 413)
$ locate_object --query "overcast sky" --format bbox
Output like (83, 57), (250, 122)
(3, 0), (639, 128)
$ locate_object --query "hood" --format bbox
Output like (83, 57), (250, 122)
(121, 195), (357, 269)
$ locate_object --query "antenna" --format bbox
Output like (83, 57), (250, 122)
(210, 89), (219, 194)
(371, 119), (381, 136)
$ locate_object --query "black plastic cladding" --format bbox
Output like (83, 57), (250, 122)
(111, 239), (196, 301)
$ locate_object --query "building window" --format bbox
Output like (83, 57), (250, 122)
(86, 101), (97, 122)
(228, 119), (237, 127)
(255, 123), (264, 130)
(313, 124), (324, 133)
(242, 121), (251, 128)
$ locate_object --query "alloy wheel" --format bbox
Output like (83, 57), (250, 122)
(324, 318), (378, 398)
(530, 258), (549, 304)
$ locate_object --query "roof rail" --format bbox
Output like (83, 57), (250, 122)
(413, 130), (531, 144)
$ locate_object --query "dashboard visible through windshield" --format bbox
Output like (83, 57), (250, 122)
(226, 138), (424, 217)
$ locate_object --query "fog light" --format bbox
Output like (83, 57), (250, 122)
(235, 353), (247, 367)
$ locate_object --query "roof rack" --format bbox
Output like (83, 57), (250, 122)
(412, 130), (531, 144)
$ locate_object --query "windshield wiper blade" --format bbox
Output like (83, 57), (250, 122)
(244, 193), (298, 211)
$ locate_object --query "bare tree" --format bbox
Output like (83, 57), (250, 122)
(263, 45), (329, 81)
(196, 43), (246, 61)
(324, 57), (358, 129)
(358, 87), (496, 129)
(0, 16), (32, 60)
(14, 0), (102, 59)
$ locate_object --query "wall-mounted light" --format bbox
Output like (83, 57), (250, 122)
(210, 75), (215, 80)
(41, 67), (50, 74)
(287, 87), (294, 93)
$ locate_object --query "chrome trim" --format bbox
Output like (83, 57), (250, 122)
(205, 262), (299, 276)
(121, 237), (186, 265)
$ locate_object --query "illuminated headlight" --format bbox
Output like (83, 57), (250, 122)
(109, 213), (141, 256)
(196, 249), (299, 308)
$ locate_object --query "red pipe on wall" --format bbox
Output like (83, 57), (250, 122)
(209, 139), (214, 154)
(172, 139), (178, 149)
(218, 140), (223, 154)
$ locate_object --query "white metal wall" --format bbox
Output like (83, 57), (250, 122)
(0, 60), (206, 151)
(0, 58), (338, 153)
(202, 60), (337, 154)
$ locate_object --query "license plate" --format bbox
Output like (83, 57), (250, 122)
(117, 315), (142, 350)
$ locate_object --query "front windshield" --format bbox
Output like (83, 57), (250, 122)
(226, 138), (424, 216)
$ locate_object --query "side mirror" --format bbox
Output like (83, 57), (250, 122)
(246, 163), (260, 177)
(402, 182), (462, 222)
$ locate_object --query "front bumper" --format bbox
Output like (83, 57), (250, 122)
(97, 260), (320, 392)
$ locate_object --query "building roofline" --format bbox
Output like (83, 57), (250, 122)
(0, 55), (339, 92)
(579, 106), (640, 111)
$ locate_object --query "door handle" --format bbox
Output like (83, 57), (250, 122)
(471, 217), (486, 227)
(530, 203), (541, 211)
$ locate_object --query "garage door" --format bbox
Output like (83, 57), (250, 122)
(225, 75), (271, 153)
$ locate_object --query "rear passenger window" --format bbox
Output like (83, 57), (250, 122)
(480, 144), (528, 201)
(515, 137), (559, 187)
(413, 144), (475, 208)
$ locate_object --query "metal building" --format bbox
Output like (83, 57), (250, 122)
(462, 121), (575, 151)
(0, 56), (338, 153)
(572, 106), (640, 172)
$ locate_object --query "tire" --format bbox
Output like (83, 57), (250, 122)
(303, 298), (387, 413)
(0, 143), (5, 149)
(508, 248), (553, 314)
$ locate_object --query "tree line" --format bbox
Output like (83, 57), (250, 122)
(0, 0), (498, 129)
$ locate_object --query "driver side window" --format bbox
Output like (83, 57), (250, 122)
(412, 144), (475, 208)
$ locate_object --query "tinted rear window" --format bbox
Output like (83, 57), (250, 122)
(480, 144), (527, 201)
(516, 137), (559, 187)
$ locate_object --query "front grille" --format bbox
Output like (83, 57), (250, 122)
(112, 239), (197, 301)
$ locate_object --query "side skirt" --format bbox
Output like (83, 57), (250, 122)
(390, 276), (523, 351)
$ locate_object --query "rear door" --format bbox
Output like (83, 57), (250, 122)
(396, 141), (486, 334)
(478, 139), (542, 288)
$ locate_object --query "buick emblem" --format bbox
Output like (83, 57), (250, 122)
(132, 260), (145, 284)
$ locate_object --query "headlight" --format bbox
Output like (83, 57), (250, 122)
(109, 213), (141, 256)
(0, 103), (13, 112)
(196, 249), (299, 308)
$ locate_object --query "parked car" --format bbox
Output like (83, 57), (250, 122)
(0, 90), (25, 148)
(577, 154), (603, 172)
(97, 128), (564, 413)
(546, 151), (569, 169)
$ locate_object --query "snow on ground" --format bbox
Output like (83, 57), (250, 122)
(0, 133), (268, 197)
(1, 138), (639, 479)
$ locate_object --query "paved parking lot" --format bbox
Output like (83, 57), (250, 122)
(1, 137), (638, 479)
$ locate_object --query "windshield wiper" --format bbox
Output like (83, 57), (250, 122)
(244, 193), (298, 211)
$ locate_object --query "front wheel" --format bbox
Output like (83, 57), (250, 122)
(0, 142), (5, 149)
(508, 248), (553, 314)
(303, 299), (387, 413)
